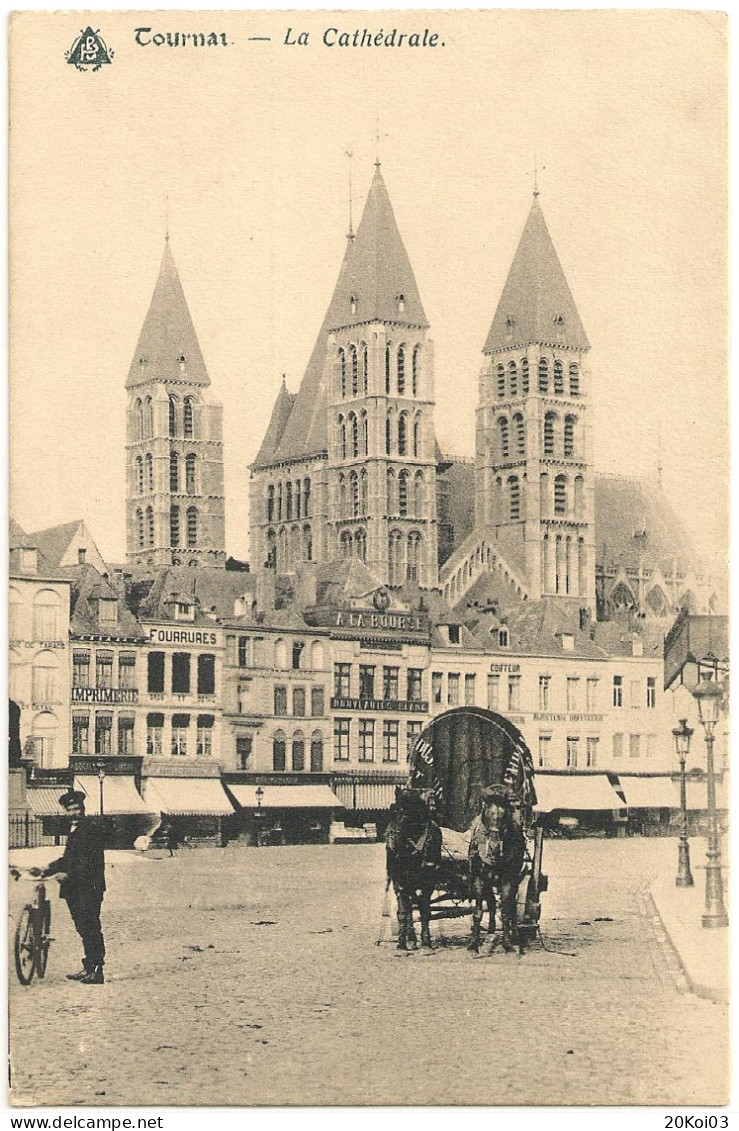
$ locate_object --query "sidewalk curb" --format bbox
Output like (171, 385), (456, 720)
(644, 881), (728, 1005)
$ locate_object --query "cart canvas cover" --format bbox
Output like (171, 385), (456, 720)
(408, 707), (537, 832)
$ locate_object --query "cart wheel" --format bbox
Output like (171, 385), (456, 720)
(14, 906), (36, 985)
(35, 903), (51, 979)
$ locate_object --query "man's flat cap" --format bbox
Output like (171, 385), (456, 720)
(58, 789), (87, 809)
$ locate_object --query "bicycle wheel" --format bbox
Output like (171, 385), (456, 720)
(14, 906), (36, 985)
(35, 902), (51, 978)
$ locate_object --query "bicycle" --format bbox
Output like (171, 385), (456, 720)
(10, 868), (53, 985)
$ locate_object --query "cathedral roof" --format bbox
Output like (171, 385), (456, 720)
(252, 378), (297, 469)
(126, 240), (210, 390)
(484, 195), (589, 354)
(258, 166), (429, 467)
(594, 476), (699, 576)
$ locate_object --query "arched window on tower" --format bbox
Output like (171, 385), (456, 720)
(544, 412), (556, 456)
(521, 358), (529, 395)
(136, 508), (144, 549)
(574, 475), (585, 519)
(303, 478), (311, 517)
(398, 414), (408, 456)
(338, 475), (347, 518)
(350, 471), (359, 517)
(184, 398), (194, 438)
(538, 358), (549, 394)
(413, 415), (421, 458)
(187, 507), (198, 547)
(388, 530), (403, 585)
(135, 456), (143, 495)
(540, 472), (549, 516)
(508, 476), (521, 520)
(295, 479), (302, 519)
(267, 485), (275, 521)
(508, 360), (518, 397)
(569, 363), (581, 397)
(554, 360), (564, 395)
(339, 416), (347, 460)
(385, 344), (392, 394)
(387, 469), (397, 515)
(146, 453), (153, 492)
(338, 348), (346, 399)
(397, 345), (406, 395)
(361, 411), (368, 455)
(513, 413), (525, 456)
(578, 537), (586, 596)
(554, 475), (567, 516)
(340, 530), (353, 559)
(286, 481), (293, 520)
(145, 397), (154, 437)
(361, 343), (368, 394)
(385, 414), (392, 455)
(146, 506), (154, 547)
(498, 417), (510, 460)
(398, 470), (410, 516)
(168, 396), (178, 438)
(350, 345), (358, 396)
(497, 365), (506, 399)
(355, 529), (367, 563)
(170, 451), (179, 492)
(360, 470), (368, 515)
(564, 415), (576, 458)
(412, 345), (421, 396)
(170, 505), (180, 547)
(350, 413), (359, 458)
(135, 399), (144, 441)
(185, 454), (197, 494)
(414, 471), (425, 516)
(407, 531), (422, 582)
(277, 482), (283, 521)
(303, 525), (312, 561)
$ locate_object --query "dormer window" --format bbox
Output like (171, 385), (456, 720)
(448, 624), (461, 645)
(498, 627), (509, 648)
(178, 355), (186, 372)
(349, 294), (358, 315)
(20, 548), (38, 575)
(176, 601), (195, 621)
(98, 598), (118, 625)
(396, 293), (406, 314)
(561, 632), (575, 653)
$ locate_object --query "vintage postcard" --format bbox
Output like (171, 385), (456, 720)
(8, 8), (729, 1113)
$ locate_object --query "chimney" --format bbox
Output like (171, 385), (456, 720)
(255, 565), (276, 614)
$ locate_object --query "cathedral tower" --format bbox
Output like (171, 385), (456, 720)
(475, 192), (595, 611)
(125, 239), (226, 569)
(250, 165), (439, 588)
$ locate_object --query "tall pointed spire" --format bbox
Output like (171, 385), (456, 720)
(484, 196), (589, 354)
(126, 241), (210, 389)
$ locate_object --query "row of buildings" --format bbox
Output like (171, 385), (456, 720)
(10, 163), (728, 843)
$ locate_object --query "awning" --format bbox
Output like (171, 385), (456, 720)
(332, 779), (399, 810)
(75, 776), (155, 816)
(685, 779), (730, 811)
(228, 784), (344, 810)
(534, 774), (625, 813)
(618, 776), (679, 809)
(144, 777), (235, 816)
(26, 789), (66, 817)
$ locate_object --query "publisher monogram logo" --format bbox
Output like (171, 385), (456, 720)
(66, 27), (114, 72)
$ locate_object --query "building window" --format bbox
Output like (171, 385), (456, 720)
(196, 654), (215, 696)
(187, 507), (198, 547)
(538, 675), (550, 711)
(95, 714), (113, 756)
(586, 737), (599, 768)
(509, 476), (520, 520)
(237, 637), (250, 668)
(586, 677), (599, 711)
(292, 641), (304, 670)
(96, 652), (113, 689)
(497, 365), (505, 399)
(146, 454), (154, 492)
(406, 720), (422, 759)
(170, 505), (180, 547)
(273, 733), (286, 772)
(146, 713), (164, 757)
(32, 657), (57, 704)
(32, 592), (60, 641)
(487, 674), (500, 710)
(334, 718), (350, 761)
(613, 733), (623, 759)
(147, 506), (154, 547)
(398, 414), (407, 456)
(514, 414), (525, 456)
(498, 417), (510, 459)
(73, 652), (90, 688)
(646, 677), (656, 708)
(236, 735), (252, 770)
(554, 475), (567, 516)
(119, 653), (136, 690)
(407, 669), (423, 702)
(311, 733), (324, 771)
(566, 677), (580, 712)
(544, 413), (556, 456)
(629, 734), (641, 759)
(184, 398), (194, 438)
(464, 673), (476, 705)
(274, 685), (287, 716)
(449, 624), (461, 645)
(554, 359), (564, 395)
(334, 663), (351, 698)
(171, 714), (189, 756)
(508, 675), (521, 711)
(397, 345), (406, 395)
(538, 357), (549, 394)
(569, 363), (580, 397)
(118, 716), (135, 756)
(311, 686), (325, 717)
(383, 666), (399, 702)
(383, 720), (400, 763)
(566, 736), (579, 769)
(359, 719), (375, 762)
(172, 653), (191, 694)
(170, 451), (179, 492)
(432, 672), (443, 704)
(168, 396), (177, 438)
(447, 673), (460, 706)
(612, 675), (623, 707)
(293, 687), (306, 717)
(538, 734), (552, 769)
(72, 714), (90, 756)
(359, 665), (375, 700)
(498, 628), (509, 648)
(564, 416), (576, 458)
(148, 652), (165, 694)
(292, 736), (305, 772)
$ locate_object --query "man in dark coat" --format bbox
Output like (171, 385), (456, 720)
(34, 790), (106, 984)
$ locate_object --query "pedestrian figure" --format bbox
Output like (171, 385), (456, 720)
(31, 789), (106, 984)
(151, 818), (176, 856)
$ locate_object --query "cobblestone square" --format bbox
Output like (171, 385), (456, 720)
(9, 839), (728, 1107)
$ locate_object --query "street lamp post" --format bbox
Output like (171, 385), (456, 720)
(97, 762), (106, 819)
(692, 674), (728, 928)
(672, 719), (694, 887)
(254, 786), (265, 847)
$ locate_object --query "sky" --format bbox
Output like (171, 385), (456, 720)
(9, 9), (728, 572)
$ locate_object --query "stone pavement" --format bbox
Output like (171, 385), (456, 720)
(649, 857), (730, 1003)
(8, 839), (729, 1107)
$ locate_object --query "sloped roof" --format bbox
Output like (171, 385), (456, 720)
(126, 240), (210, 390)
(463, 598), (607, 660)
(265, 166), (429, 466)
(29, 521), (82, 569)
(9, 519), (58, 578)
(484, 195), (589, 354)
(252, 378), (297, 469)
(135, 566), (255, 621)
(314, 558), (385, 605)
(595, 476), (699, 576)
(65, 565), (145, 640)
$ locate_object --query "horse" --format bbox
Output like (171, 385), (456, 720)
(385, 789), (442, 951)
(467, 786), (527, 955)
